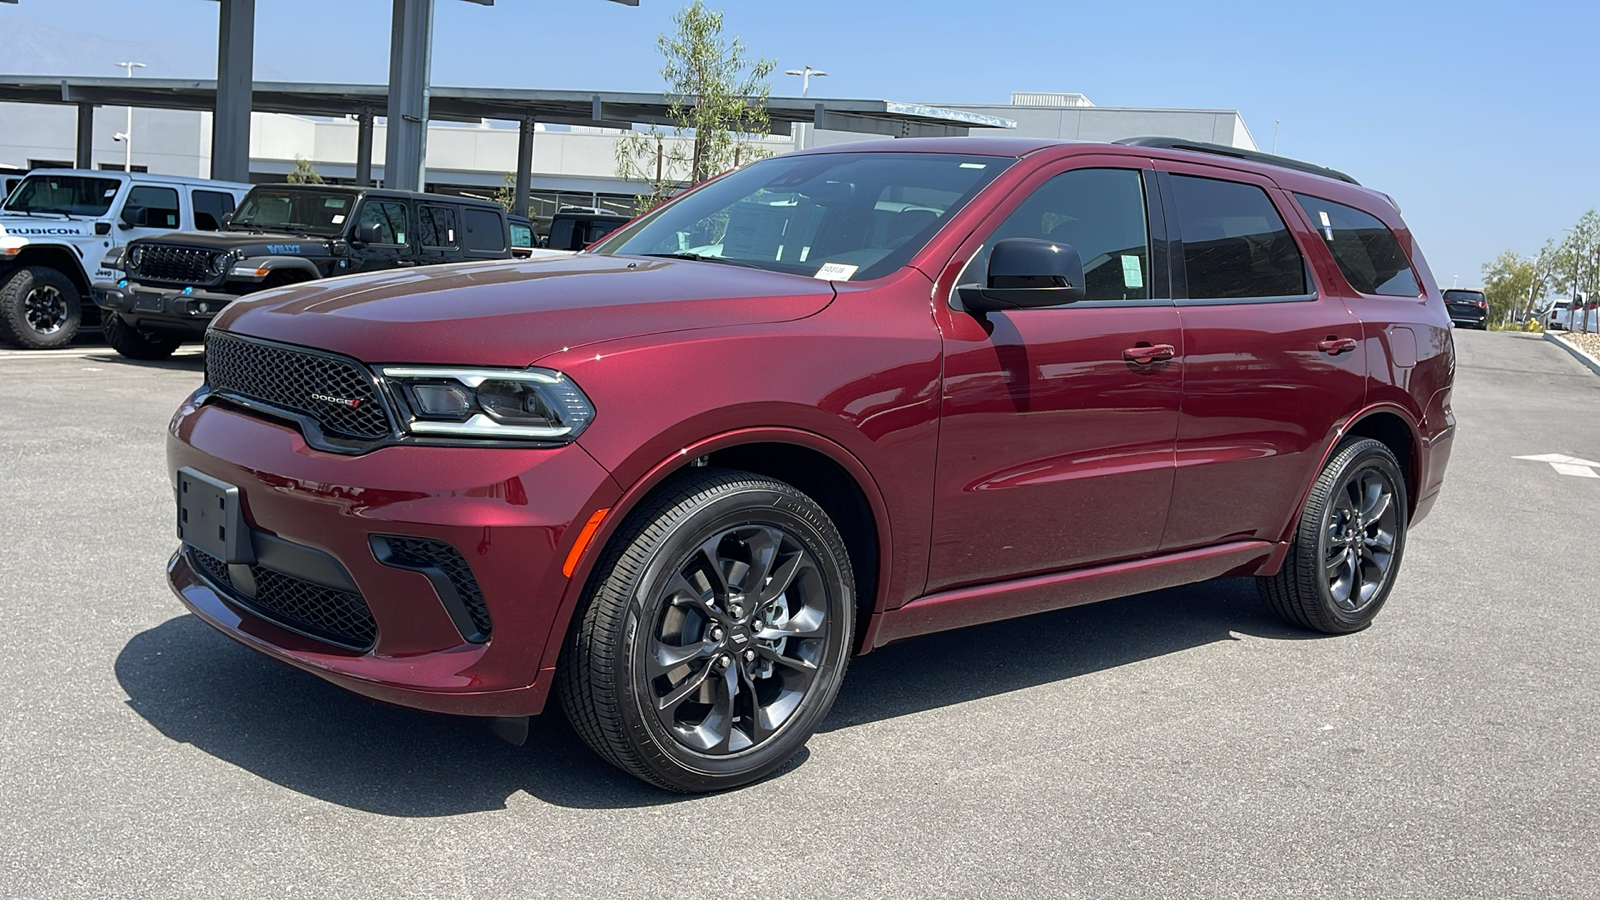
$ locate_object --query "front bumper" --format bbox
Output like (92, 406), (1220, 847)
(93, 279), (233, 336)
(166, 392), (621, 717)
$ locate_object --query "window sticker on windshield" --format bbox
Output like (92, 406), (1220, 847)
(1121, 255), (1144, 289)
(325, 198), (348, 208)
(959, 162), (987, 169)
(331, 214), (346, 225)
(104, 189), (116, 197)
(814, 262), (858, 281)
(1318, 209), (1334, 240)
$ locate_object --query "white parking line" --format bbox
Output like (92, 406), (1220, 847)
(0, 347), (202, 362)
(1515, 453), (1600, 478)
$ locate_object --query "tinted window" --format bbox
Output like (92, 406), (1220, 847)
(232, 188), (354, 235)
(1, 174), (121, 216)
(1295, 194), (1419, 297)
(1443, 290), (1485, 303)
(357, 201), (408, 245)
(418, 205), (458, 248)
(127, 185), (180, 229)
(957, 168), (1151, 301)
(461, 208), (505, 252)
(1171, 175), (1306, 299)
(191, 189), (236, 231)
(508, 221), (533, 249)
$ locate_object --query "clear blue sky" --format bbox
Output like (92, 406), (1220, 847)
(4, 0), (1597, 287)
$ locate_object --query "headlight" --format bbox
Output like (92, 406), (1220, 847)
(378, 366), (596, 442)
(129, 245), (145, 268)
(210, 249), (241, 275)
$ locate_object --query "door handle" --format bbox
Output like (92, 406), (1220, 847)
(1123, 343), (1176, 365)
(1318, 337), (1358, 356)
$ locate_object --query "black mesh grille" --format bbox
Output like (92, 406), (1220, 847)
(379, 537), (492, 638)
(132, 244), (218, 285)
(187, 546), (377, 651)
(205, 331), (393, 443)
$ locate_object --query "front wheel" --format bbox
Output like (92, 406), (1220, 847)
(1257, 438), (1408, 634)
(101, 313), (182, 360)
(0, 266), (81, 349)
(559, 468), (855, 793)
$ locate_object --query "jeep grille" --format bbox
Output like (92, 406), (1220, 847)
(205, 331), (394, 445)
(130, 244), (218, 285)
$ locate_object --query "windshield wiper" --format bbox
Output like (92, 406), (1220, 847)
(637, 252), (765, 270)
(33, 207), (80, 219)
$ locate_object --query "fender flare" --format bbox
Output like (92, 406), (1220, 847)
(534, 426), (896, 677)
(233, 256), (323, 282)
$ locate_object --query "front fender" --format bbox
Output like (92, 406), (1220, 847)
(230, 255), (323, 283)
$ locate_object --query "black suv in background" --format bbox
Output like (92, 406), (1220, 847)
(92, 184), (513, 358)
(1443, 288), (1489, 329)
(542, 208), (630, 250)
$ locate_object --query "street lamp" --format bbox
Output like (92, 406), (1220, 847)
(784, 65), (828, 97)
(113, 60), (146, 173)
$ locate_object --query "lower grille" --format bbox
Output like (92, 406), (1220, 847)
(132, 243), (218, 285)
(186, 546), (377, 651)
(205, 331), (394, 445)
(376, 536), (492, 640)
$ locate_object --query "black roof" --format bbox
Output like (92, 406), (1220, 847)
(1115, 136), (1361, 185)
(250, 183), (503, 209)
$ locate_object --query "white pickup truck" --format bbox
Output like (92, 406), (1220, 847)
(0, 169), (251, 349)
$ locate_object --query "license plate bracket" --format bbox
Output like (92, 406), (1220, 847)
(176, 467), (254, 565)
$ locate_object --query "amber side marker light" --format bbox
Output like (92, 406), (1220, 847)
(563, 508), (611, 577)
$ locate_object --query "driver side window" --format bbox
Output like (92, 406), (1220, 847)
(357, 201), (408, 246)
(958, 168), (1151, 301)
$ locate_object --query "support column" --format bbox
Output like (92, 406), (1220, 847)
(514, 116), (535, 218)
(384, 0), (434, 192)
(355, 108), (375, 187)
(210, 0), (255, 183)
(74, 103), (94, 169)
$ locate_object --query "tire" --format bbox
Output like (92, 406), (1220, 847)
(1257, 438), (1408, 634)
(101, 313), (182, 360)
(0, 266), (81, 349)
(558, 467), (855, 793)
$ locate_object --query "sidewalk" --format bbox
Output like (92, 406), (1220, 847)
(1546, 329), (1600, 378)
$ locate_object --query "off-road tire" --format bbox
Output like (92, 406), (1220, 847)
(102, 313), (181, 360)
(1258, 438), (1408, 634)
(0, 266), (81, 349)
(558, 467), (855, 793)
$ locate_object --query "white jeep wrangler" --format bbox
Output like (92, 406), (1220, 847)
(0, 169), (251, 349)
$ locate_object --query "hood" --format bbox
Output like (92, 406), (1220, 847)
(214, 254), (837, 367)
(133, 230), (334, 257)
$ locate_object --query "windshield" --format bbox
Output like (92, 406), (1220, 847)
(1, 174), (122, 217)
(229, 187), (355, 235)
(593, 152), (1014, 281)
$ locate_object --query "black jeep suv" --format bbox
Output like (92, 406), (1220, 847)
(92, 185), (512, 359)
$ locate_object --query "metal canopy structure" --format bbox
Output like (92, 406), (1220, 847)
(0, 74), (1016, 213)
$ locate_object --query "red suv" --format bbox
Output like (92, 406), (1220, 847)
(167, 137), (1455, 792)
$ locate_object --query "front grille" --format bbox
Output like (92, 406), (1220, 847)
(378, 537), (492, 639)
(205, 331), (393, 444)
(187, 546), (378, 651)
(132, 244), (217, 285)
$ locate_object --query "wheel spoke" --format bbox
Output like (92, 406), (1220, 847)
(758, 645), (818, 683)
(1364, 528), (1395, 554)
(663, 572), (722, 622)
(648, 639), (718, 679)
(737, 666), (772, 745)
(1360, 482), (1392, 524)
(759, 551), (808, 604)
(709, 663), (741, 753)
(656, 659), (716, 714)
(688, 543), (732, 604)
(738, 527), (781, 596)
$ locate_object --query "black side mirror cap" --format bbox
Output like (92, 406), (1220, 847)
(351, 221), (383, 245)
(961, 238), (1087, 313)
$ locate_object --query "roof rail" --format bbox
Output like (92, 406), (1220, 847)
(1114, 136), (1361, 186)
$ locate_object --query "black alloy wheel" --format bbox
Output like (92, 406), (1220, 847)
(1258, 438), (1408, 634)
(560, 468), (854, 793)
(0, 266), (82, 349)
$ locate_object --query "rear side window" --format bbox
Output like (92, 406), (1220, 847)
(1170, 175), (1306, 299)
(509, 221), (533, 249)
(357, 200), (408, 245)
(127, 185), (180, 229)
(191, 189), (236, 231)
(461, 208), (506, 252)
(417, 205), (458, 248)
(1295, 194), (1420, 297)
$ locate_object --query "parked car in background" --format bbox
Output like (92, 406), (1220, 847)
(542, 207), (630, 250)
(0, 167), (25, 203)
(1443, 288), (1488, 329)
(92, 184), (513, 359)
(1544, 295), (1596, 331)
(166, 136), (1455, 792)
(0, 169), (251, 348)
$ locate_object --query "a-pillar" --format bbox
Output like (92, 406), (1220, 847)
(74, 104), (95, 169)
(210, 0), (255, 183)
(514, 116), (535, 218)
(384, 0), (434, 192)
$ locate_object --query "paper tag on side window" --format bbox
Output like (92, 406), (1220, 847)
(1121, 255), (1144, 289)
(814, 263), (859, 281)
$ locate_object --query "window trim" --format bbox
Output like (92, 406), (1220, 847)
(355, 199), (410, 248)
(126, 184), (182, 231)
(417, 203), (459, 249)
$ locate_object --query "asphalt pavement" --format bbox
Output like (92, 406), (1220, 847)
(1, 330), (1596, 899)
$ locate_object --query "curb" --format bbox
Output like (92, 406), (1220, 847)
(1545, 330), (1600, 379)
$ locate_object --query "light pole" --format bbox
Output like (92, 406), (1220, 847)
(784, 65), (828, 97)
(113, 61), (146, 173)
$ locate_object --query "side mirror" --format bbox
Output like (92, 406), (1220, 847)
(220, 211), (233, 228)
(960, 238), (1087, 313)
(119, 205), (148, 230)
(352, 221), (383, 245)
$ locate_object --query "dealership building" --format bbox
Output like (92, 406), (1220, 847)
(0, 88), (1256, 221)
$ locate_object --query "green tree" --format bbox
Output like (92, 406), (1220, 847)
(1480, 250), (1540, 326)
(615, 1), (776, 214)
(287, 155), (324, 185)
(492, 172), (517, 214)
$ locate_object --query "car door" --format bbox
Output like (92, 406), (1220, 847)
(415, 203), (459, 266)
(121, 184), (185, 241)
(926, 157), (1183, 592)
(1152, 163), (1368, 552)
(350, 199), (410, 274)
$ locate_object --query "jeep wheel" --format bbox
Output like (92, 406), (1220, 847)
(0, 266), (82, 349)
(559, 468), (855, 793)
(1257, 437), (1408, 634)
(102, 313), (182, 360)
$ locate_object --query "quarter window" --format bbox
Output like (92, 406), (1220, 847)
(418, 205), (458, 248)
(127, 185), (180, 230)
(958, 168), (1151, 301)
(1294, 194), (1420, 297)
(357, 201), (408, 245)
(461, 208), (506, 252)
(1170, 175), (1306, 299)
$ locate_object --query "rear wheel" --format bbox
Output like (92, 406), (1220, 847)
(102, 313), (182, 360)
(1258, 438), (1408, 634)
(559, 468), (855, 793)
(0, 266), (81, 349)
